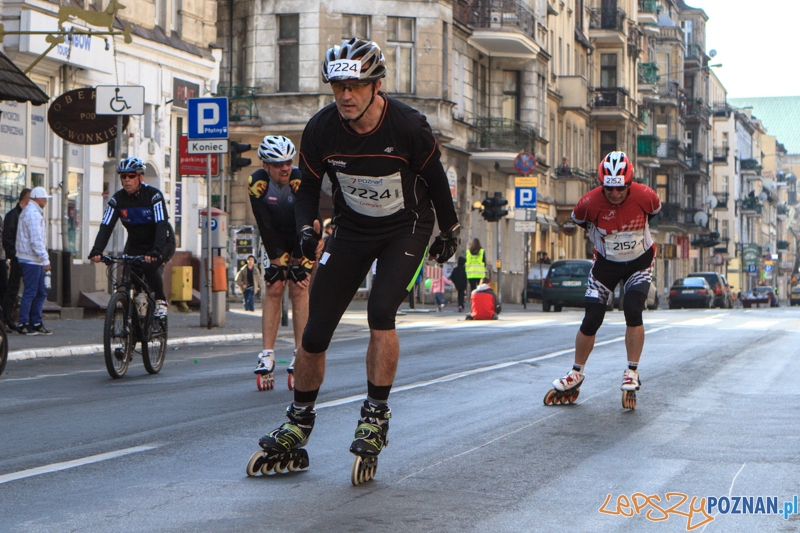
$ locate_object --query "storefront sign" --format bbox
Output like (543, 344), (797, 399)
(172, 78), (200, 109)
(677, 235), (690, 259)
(178, 134), (218, 175)
(19, 10), (113, 73)
(47, 88), (129, 145)
(0, 101), (28, 158)
(446, 166), (457, 202)
(30, 103), (47, 158)
(743, 243), (760, 266)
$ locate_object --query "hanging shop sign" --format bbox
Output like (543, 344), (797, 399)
(47, 88), (129, 145)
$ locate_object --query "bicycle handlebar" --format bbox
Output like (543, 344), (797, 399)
(101, 254), (148, 266)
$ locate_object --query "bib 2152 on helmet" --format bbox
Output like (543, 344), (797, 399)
(597, 151), (634, 188)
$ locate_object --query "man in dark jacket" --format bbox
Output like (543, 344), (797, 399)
(448, 256), (468, 312)
(3, 188), (31, 330)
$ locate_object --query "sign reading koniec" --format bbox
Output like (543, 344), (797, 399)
(47, 88), (129, 145)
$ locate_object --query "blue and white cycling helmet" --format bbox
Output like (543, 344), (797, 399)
(258, 135), (296, 163)
(117, 157), (146, 175)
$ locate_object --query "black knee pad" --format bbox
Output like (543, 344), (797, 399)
(580, 303), (607, 336)
(623, 290), (647, 327)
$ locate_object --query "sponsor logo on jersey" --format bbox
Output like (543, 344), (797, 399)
(267, 197), (278, 204)
(329, 159), (347, 168)
(384, 147), (394, 153)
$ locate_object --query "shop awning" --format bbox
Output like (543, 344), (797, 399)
(536, 214), (560, 231)
(0, 51), (49, 105)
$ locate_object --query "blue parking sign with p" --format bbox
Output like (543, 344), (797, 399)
(188, 97), (229, 140)
(515, 187), (537, 208)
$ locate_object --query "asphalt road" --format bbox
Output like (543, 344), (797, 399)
(2, 307), (800, 532)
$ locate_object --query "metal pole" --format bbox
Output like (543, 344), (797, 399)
(60, 65), (70, 252)
(206, 154), (213, 329)
(523, 231), (529, 309)
(111, 114), (122, 256)
(496, 221), (502, 304)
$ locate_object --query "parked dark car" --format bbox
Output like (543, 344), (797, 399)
(687, 272), (731, 308)
(790, 286), (800, 306)
(742, 286), (779, 308)
(612, 280), (660, 310)
(526, 264), (551, 301)
(668, 277), (714, 309)
(542, 259), (592, 312)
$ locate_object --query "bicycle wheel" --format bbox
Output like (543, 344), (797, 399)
(0, 320), (8, 377)
(104, 292), (132, 379)
(142, 315), (167, 374)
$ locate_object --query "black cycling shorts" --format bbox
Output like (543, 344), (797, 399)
(585, 247), (655, 306)
(301, 233), (429, 353)
(271, 231), (303, 264)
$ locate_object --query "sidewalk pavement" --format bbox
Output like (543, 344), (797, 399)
(7, 299), (535, 362)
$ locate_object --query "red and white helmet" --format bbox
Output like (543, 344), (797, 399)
(597, 151), (634, 187)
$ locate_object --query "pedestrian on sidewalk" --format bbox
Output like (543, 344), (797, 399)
(3, 188), (31, 330)
(449, 256), (468, 312)
(431, 266), (451, 311)
(236, 255), (262, 312)
(15, 187), (51, 335)
(465, 277), (497, 320)
(465, 238), (486, 292)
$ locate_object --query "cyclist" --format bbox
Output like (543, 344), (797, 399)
(88, 157), (174, 318)
(548, 151), (661, 403)
(248, 134), (316, 390)
(257, 38), (460, 472)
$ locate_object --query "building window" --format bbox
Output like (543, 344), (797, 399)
(600, 53), (617, 87)
(656, 174), (668, 203)
(600, 130), (617, 156)
(278, 14), (299, 93)
(473, 61), (488, 118)
(386, 17), (415, 94)
(342, 14), (370, 39)
(502, 70), (520, 121)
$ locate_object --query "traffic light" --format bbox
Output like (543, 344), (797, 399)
(481, 192), (509, 222)
(231, 141), (252, 173)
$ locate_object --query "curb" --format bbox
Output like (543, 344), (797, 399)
(8, 333), (263, 361)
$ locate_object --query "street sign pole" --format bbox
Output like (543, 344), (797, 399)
(206, 154), (213, 329)
(112, 114), (122, 257)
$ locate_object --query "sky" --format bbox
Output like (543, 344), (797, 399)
(692, 0), (800, 98)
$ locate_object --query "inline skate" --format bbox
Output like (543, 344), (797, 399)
(350, 400), (391, 486)
(621, 369), (640, 410)
(254, 350), (275, 391)
(287, 349), (296, 391)
(246, 404), (315, 476)
(543, 369), (584, 406)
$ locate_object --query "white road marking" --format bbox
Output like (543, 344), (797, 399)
(396, 321), (445, 329)
(675, 317), (723, 326)
(496, 319), (556, 328)
(316, 326), (671, 410)
(737, 319), (779, 329)
(0, 444), (163, 485)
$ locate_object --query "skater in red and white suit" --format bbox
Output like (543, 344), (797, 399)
(547, 151), (661, 408)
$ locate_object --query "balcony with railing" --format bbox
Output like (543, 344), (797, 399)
(637, 134), (660, 157)
(657, 81), (680, 104)
(684, 42), (704, 64)
(685, 98), (710, 122)
(741, 158), (762, 175)
(469, 117), (538, 153)
(657, 139), (683, 160)
(216, 86), (259, 121)
(713, 146), (729, 162)
(712, 103), (732, 117)
(468, 0), (541, 56)
(453, 0), (471, 27)
(638, 0), (661, 25)
(712, 191), (729, 209)
(588, 7), (626, 44)
(592, 87), (636, 118)
(684, 152), (709, 177)
(654, 202), (688, 229)
(740, 195), (763, 216)
(638, 62), (660, 85)
(777, 204), (790, 219)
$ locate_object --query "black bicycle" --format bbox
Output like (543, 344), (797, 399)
(102, 255), (168, 379)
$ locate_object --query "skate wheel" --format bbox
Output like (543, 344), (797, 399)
(256, 374), (266, 391)
(286, 459), (297, 472)
(558, 394), (568, 405)
(267, 376), (274, 390)
(287, 373), (294, 391)
(246, 450), (266, 477)
(622, 391), (636, 410)
(569, 390), (580, 404)
(277, 457), (290, 472)
(543, 389), (557, 406)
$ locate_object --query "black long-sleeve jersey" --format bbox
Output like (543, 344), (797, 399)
(3, 203), (22, 259)
(248, 167), (301, 259)
(90, 183), (170, 258)
(295, 95), (458, 240)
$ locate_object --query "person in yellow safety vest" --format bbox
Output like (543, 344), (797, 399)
(465, 238), (486, 292)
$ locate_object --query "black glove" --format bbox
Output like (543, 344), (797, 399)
(288, 264), (310, 284)
(299, 226), (321, 261)
(264, 263), (285, 285)
(428, 234), (458, 264)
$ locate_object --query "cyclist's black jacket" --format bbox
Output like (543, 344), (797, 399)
(295, 95), (458, 240)
(89, 183), (171, 259)
(248, 167), (301, 259)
